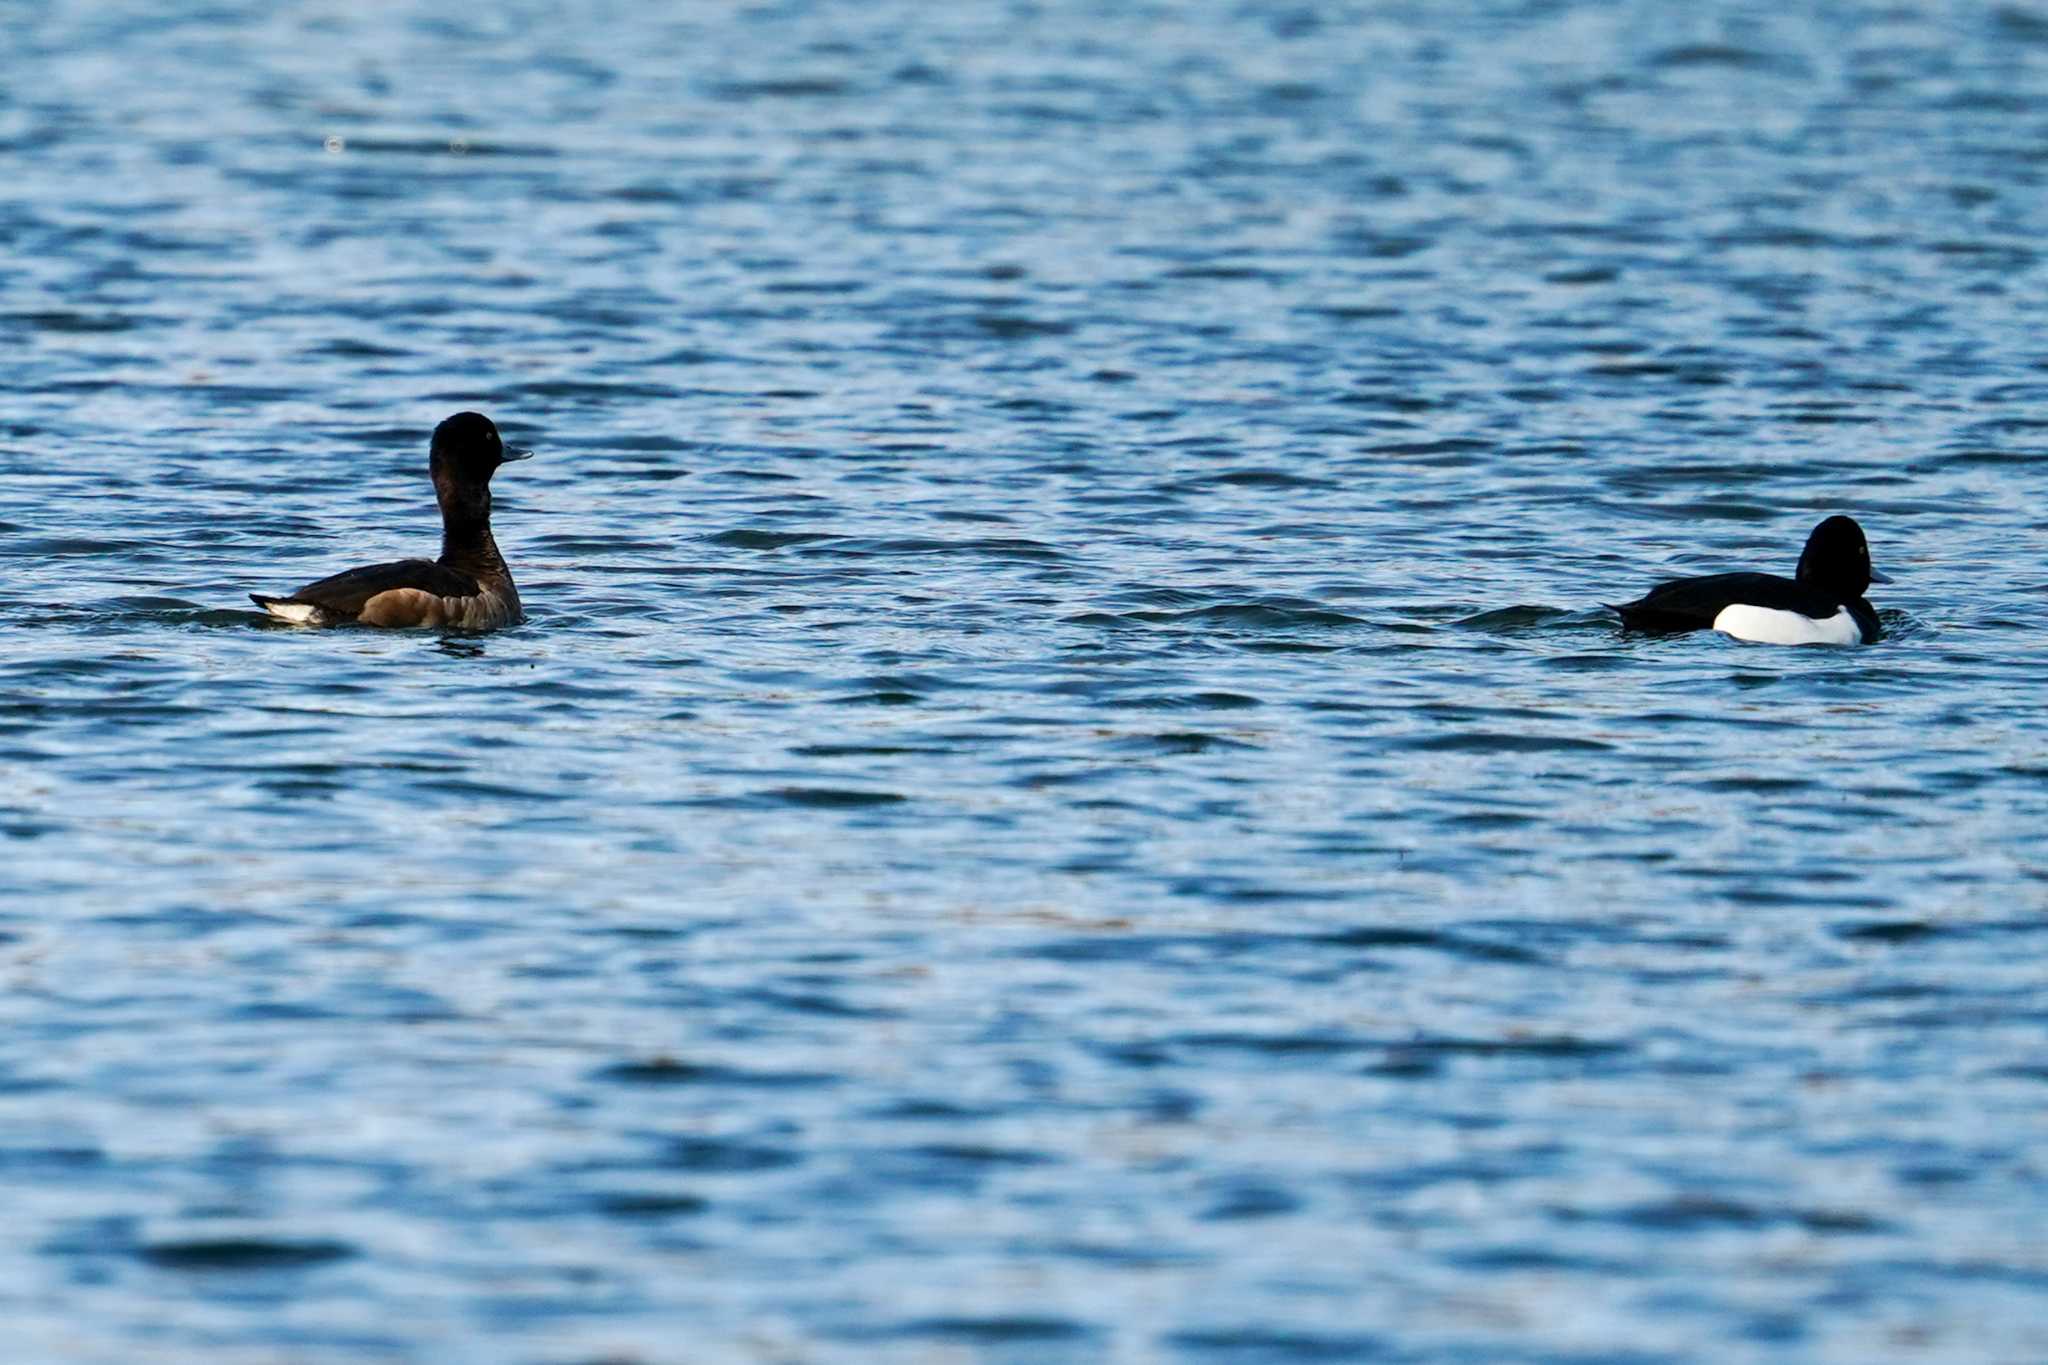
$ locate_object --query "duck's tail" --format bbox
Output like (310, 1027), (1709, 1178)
(251, 594), (325, 625)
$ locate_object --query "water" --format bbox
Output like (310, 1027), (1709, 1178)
(4, 1), (2047, 1359)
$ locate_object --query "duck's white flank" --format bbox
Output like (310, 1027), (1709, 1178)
(1712, 603), (1861, 646)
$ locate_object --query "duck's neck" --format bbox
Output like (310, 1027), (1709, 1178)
(437, 489), (512, 587)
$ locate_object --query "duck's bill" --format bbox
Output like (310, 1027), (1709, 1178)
(502, 447), (534, 462)
(1867, 567), (1893, 583)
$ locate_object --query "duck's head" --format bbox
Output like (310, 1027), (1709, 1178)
(429, 411), (531, 493)
(1795, 515), (1890, 599)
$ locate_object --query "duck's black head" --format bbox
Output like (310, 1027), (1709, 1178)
(1795, 515), (1889, 599)
(429, 412), (531, 493)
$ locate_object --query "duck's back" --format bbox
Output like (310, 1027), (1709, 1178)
(1611, 571), (1874, 644)
(1611, 572), (1836, 633)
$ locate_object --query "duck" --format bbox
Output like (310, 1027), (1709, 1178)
(1609, 515), (1890, 645)
(252, 412), (531, 629)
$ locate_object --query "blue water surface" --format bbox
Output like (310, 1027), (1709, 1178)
(3, 1), (2047, 1360)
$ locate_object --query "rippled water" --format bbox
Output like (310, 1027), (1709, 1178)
(5, 1), (2048, 1359)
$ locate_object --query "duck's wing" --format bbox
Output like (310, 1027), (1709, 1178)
(1608, 571), (1830, 633)
(252, 559), (481, 623)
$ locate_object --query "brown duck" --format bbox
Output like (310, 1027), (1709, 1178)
(252, 412), (531, 629)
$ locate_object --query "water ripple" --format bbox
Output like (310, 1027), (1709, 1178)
(4, 0), (2048, 1360)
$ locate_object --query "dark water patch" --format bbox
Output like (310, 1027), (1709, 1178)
(1379, 1036), (1633, 1071)
(1546, 265), (1620, 285)
(974, 314), (1075, 339)
(302, 338), (411, 358)
(831, 688), (922, 708)
(1163, 263), (1296, 283)
(1124, 691), (1262, 711)
(761, 787), (906, 809)
(1367, 437), (1493, 462)
(866, 1097), (988, 1121)
(1835, 920), (1944, 943)
(1029, 927), (1546, 977)
(1168, 878), (1343, 905)
(761, 279), (867, 296)
(660, 1137), (802, 1174)
(1165, 469), (1334, 490)
(851, 1315), (1097, 1345)
(593, 1058), (835, 1089)
(1561, 1197), (1892, 1237)
(1167, 1031), (1369, 1058)
(1309, 926), (1545, 965)
(713, 77), (855, 99)
(1198, 1179), (1300, 1222)
(704, 528), (841, 550)
(509, 379), (681, 401)
(1109, 731), (1259, 755)
(1996, 4), (2048, 41)
(1692, 776), (1815, 793)
(4, 309), (153, 333)
(1449, 1244), (1644, 1274)
(8, 536), (148, 556)
(901, 1142), (1054, 1169)
(740, 986), (900, 1020)
(804, 536), (1066, 562)
(1028, 932), (1290, 965)
(1114, 602), (1367, 630)
(590, 1190), (711, 1218)
(1652, 499), (1780, 522)
(1169, 1328), (1389, 1361)
(1393, 732), (1613, 754)
(104, 595), (201, 613)
(140, 1236), (355, 1271)
(409, 777), (554, 803)
(0, 1142), (99, 1166)
(1302, 303), (1400, 321)
(1454, 604), (1578, 631)
(334, 136), (558, 159)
